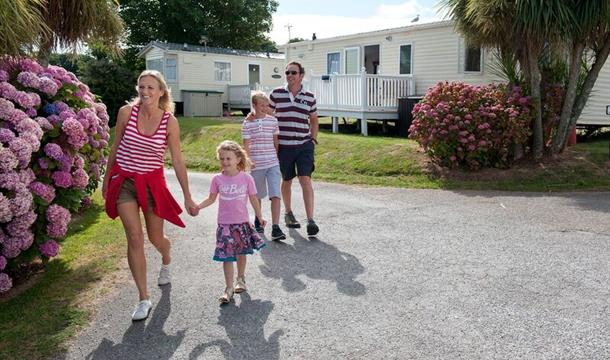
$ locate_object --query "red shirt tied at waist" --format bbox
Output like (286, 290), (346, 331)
(105, 164), (185, 228)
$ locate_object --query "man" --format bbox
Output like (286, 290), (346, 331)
(268, 61), (319, 237)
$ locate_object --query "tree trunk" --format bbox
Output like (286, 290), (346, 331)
(551, 40), (585, 154)
(527, 41), (543, 159)
(37, 35), (54, 67)
(567, 34), (610, 143)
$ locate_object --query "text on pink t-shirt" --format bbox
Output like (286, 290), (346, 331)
(210, 171), (257, 224)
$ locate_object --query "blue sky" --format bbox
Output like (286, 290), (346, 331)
(270, 0), (446, 44)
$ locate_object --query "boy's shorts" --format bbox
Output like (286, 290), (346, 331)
(251, 165), (282, 199)
(278, 141), (315, 180)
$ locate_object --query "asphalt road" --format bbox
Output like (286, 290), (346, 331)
(62, 171), (610, 359)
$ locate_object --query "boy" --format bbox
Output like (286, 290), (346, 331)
(241, 91), (286, 241)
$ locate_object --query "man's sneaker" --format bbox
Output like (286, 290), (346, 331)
(284, 211), (301, 228)
(158, 265), (171, 286)
(271, 225), (286, 241)
(132, 299), (152, 321)
(306, 219), (319, 237)
(234, 276), (247, 293)
(254, 217), (264, 233)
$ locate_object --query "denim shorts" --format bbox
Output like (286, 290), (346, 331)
(250, 165), (282, 199)
(278, 141), (315, 180)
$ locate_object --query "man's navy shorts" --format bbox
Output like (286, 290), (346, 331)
(278, 141), (315, 180)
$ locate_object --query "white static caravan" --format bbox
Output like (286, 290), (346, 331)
(138, 41), (286, 116)
(283, 21), (609, 135)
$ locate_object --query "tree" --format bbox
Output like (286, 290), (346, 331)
(288, 37), (307, 43)
(37, 0), (124, 66)
(551, 0), (610, 152)
(119, 0), (279, 52)
(441, 0), (610, 157)
(0, 0), (49, 55)
(77, 43), (140, 127)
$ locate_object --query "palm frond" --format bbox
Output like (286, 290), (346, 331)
(0, 0), (49, 56)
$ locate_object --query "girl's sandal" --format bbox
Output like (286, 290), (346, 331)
(219, 287), (234, 304)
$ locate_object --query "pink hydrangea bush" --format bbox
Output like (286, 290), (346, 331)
(0, 57), (110, 292)
(409, 81), (532, 169)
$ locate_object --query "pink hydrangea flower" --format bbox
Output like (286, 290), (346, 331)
(0, 273), (12, 292)
(72, 168), (89, 189)
(39, 240), (60, 258)
(29, 181), (56, 203)
(62, 118), (87, 149)
(51, 170), (72, 188)
(0, 193), (12, 223)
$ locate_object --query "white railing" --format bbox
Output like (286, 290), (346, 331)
(305, 71), (413, 112)
(228, 85), (251, 107)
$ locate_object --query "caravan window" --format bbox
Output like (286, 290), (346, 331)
(327, 52), (340, 74)
(214, 61), (231, 81)
(344, 47), (359, 74)
(464, 44), (482, 72)
(399, 44), (412, 75)
(165, 57), (177, 82)
(146, 59), (163, 73)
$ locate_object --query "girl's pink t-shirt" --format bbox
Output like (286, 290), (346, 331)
(210, 171), (257, 224)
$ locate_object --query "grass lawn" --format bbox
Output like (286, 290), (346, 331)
(3, 116), (607, 359)
(176, 116), (610, 191)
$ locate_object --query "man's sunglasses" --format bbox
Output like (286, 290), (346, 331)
(285, 70), (300, 75)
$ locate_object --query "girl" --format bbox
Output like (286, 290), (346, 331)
(197, 140), (267, 303)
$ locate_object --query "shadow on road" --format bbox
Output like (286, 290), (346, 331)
(259, 230), (366, 296)
(84, 285), (185, 360)
(189, 292), (283, 359)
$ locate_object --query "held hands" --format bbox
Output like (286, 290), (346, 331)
(185, 197), (199, 216)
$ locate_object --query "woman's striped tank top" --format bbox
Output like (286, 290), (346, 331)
(116, 105), (169, 174)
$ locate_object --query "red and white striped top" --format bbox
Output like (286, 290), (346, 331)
(116, 105), (169, 174)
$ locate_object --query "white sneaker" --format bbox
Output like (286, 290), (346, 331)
(131, 299), (152, 321)
(158, 265), (171, 286)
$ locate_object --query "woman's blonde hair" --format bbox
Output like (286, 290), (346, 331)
(129, 70), (175, 114)
(216, 140), (252, 172)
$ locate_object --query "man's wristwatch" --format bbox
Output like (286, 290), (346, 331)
(311, 138), (318, 145)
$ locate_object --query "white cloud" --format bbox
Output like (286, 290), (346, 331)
(269, 1), (446, 45)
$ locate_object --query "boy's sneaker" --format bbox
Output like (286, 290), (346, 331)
(271, 225), (286, 241)
(158, 265), (171, 286)
(254, 217), (264, 233)
(132, 299), (152, 321)
(234, 276), (247, 293)
(306, 219), (319, 237)
(284, 211), (300, 228)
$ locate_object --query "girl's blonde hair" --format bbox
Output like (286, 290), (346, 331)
(129, 70), (175, 114)
(216, 140), (252, 172)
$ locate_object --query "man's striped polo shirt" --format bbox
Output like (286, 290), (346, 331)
(269, 85), (317, 147)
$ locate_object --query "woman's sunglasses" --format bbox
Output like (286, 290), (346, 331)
(285, 70), (300, 75)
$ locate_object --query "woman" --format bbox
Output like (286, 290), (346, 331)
(102, 70), (197, 321)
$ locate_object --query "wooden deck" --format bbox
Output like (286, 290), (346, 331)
(306, 72), (413, 135)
